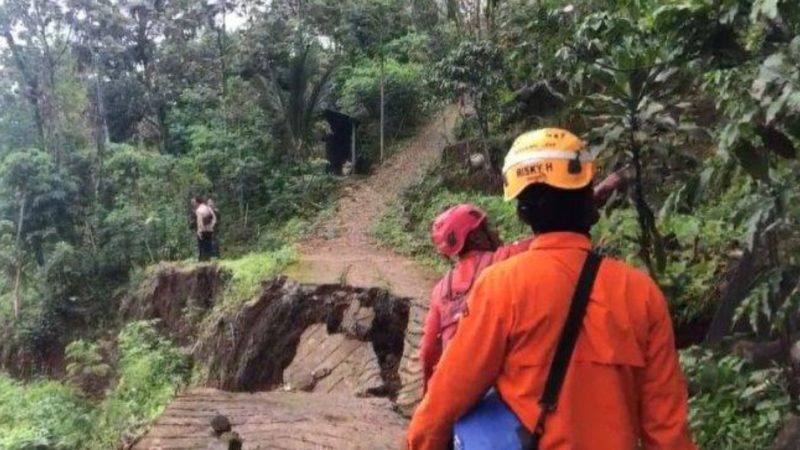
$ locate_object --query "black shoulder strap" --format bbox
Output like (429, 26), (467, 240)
(527, 251), (602, 450)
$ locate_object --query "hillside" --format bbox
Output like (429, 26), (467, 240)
(2, 1), (800, 450)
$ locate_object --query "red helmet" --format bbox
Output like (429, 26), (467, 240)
(431, 204), (487, 258)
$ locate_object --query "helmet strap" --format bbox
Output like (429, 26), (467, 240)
(567, 152), (582, 175)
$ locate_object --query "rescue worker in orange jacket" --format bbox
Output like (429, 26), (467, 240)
(421, 205), (532, 391)
(421, 172), (634, 392)
(406, 128), (696, 450)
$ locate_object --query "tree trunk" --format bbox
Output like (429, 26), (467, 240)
(217, 6), (228, 100)
(473, 93), (493, 170)
(628, 99), (662, 278)
(2, 30), (48, 153)
(157, 102), (169, 153)
(475, 0), (482, 38)
(91, 55), (109, 198)
(12, 196), (26, 320)
(486, 0), (496, 34)
(380, 52), (385, 163)
(13, 262), (22, 320)
(447, 0), (459, 22)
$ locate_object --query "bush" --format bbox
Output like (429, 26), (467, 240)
(385, 32), (433, 64)
(593, 185), (742, 328)
(102, 144), (210, 265)
(89, 321), (192, 449)
(65, 339), (112, 395)
(0, 374), (92, 450)
(255, 164), (338, 225)
(681, 347), (791, 450)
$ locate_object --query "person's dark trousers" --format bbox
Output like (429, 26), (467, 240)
(198, 231), (214, 261)
(212, 235), (221, 258)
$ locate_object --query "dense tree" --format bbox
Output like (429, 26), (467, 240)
(0, 0), (78, 163)
(431, 39), (504, 166)
(0, 150), (78, 318)
(247, 38), (335, 160)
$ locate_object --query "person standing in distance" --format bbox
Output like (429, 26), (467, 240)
(191, 196), (217, 262)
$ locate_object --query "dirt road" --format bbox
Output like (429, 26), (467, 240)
(286, 106), (457, 414)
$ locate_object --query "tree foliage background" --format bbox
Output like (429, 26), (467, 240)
(2, 0), (800, 449)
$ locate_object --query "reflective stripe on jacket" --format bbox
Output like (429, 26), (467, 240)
(408, 232), (696, 450)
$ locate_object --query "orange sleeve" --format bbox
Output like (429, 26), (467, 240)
(639, 281), (697, 450)
(407, 274), (510, 450)
(420, 290), (442, 393)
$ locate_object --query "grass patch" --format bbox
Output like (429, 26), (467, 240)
(89, 321), (192, 449)
(256, 204), (338, 250)
(217, 246), (297, 307)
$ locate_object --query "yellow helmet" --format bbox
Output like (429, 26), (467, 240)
(502, 128), (596, 201)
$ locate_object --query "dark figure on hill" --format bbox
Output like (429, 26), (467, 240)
(207, 198), (222, 258)
(191, 196), (217, 262)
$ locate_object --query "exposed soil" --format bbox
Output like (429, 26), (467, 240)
(772, 414), (800, 450)
(285, 106), (455, 300)
(124, 272), (411, 396)
(195, 278), (410, 394)
(121, 263), (227, 345)
(129, 274), (414, 449)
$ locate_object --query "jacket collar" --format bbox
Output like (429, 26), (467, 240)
(530, 232), (592, 251)
(456, 250), (493, 266)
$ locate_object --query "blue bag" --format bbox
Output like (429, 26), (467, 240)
(453, 389), (527, 450)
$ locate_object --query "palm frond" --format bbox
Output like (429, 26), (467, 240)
(245, 38), (336, 159)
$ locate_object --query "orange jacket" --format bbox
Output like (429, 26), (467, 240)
(407, 232), (696, 450)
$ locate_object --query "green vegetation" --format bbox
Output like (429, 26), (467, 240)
(681, 348), (791, 449)
(0, 1), (436, 445)
(0, 376), (91, 450)
(88, 321), (193, 449)
(0, 0), (436, 374)
(339, 58), (430, 146)
(1, 321), (190, 450)
(376, 0), (800, 446)
(218, 246), (297, 307)
(2, 0), (800, 447)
